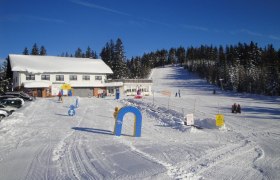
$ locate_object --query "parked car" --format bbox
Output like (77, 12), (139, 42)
(0, 98), (24, 108)
(2, 91), (33, 101)
(0, 109), (9, 121)
(0, 104), (17, 114)
(0, 95), (17, 100)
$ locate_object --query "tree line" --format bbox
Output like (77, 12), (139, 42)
(1, 40), (280, 96)
(184, 42), (280, 96)
(128, 41), (280, 96)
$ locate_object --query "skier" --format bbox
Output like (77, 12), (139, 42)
(178, 89), (181, 97)
(232, 103), (237, 113)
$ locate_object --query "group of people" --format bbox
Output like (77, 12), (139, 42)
(232, 103), (241, 113)
(175, 89), (181, 97)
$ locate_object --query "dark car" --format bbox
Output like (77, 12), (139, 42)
(0, 95), (17, 100)
(0, 98), (24, 108)
(2, 91), (33, 101)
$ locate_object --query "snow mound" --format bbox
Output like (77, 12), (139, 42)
(123, 98), (226, 132)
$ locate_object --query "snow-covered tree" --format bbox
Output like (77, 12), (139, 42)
(113, 38), (128, 79)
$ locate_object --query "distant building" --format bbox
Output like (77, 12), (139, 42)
(8, 54), (153, 98)
(106, 79), (153, 96)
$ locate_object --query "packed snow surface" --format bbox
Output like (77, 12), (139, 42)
(0, 66), (280, 180)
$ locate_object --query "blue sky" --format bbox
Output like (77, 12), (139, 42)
(1, 0), (280, 63)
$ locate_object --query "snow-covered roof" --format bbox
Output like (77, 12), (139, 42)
(9, 54), (113, 74)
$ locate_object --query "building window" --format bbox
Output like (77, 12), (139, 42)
(56, 75), (64, 81)
(82, 75), (90, 80)
(70, 75), (77, 81)
(95, 76), (102, 80)
(26, 74), (35, 80)
(41, 74), (50, 80)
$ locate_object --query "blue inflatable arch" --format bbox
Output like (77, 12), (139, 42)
(114, 106), (142, 137)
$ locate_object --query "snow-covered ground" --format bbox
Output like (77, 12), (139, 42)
(0, 66), (279, 180)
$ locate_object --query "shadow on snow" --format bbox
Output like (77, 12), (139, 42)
(71, 127), (135, 137)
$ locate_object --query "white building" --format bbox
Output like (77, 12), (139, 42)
(9, 54), (153, 98)
(9, 54), (122, 97)
(106, 79), (153, 97)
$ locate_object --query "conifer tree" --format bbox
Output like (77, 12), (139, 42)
(100, 40), (114, 71)
(0, 59), (10, 93)
(91, 51), (98, 59)
(176, 47), (186, 66)
(75, 48), (83, 58)
(113, 38), (129, 79)
(31, 43), (39, 55)
(168, 48), (176, 65)
(23, 47), (29, 55)
(85, 46), (92, 58)
(39, 46), (47, 55)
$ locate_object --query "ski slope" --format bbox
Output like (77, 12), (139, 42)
(0, 66), (279, 180)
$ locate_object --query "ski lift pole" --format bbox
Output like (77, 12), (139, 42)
(168, 95), (170, 110)
(193, 98), (197, 115)
(152, 90), (154, 106)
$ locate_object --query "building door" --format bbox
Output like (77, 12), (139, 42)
(72, 87), (93, 97)
(37, 89), (42, 97)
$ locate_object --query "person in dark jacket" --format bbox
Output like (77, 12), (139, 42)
(237, 104), (241, 113)
(58, 91), (62, 102)
(232, 103), (237, 113)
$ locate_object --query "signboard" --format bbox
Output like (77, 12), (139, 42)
(61, 83), (72, 90)
(185, 113), (194, 125)
(216, 114), (224, 127)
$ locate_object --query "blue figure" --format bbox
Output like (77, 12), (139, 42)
(116, 88), (120, 100)
(68, 90), (72, 96)
(75, 98), (79, 108)
(68, 104), (76, 116)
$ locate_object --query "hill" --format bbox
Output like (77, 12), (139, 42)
(0, 66), (279, 179)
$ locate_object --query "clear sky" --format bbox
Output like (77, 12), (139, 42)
(1, 0), (280, 62)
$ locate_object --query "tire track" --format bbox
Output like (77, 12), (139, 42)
(24, 142), (59, 180)
(54, 104), (104, 179)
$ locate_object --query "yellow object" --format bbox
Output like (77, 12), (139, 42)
(113, 107), (120, 134)
(113, 107), (119, 119)
(61, 83), (72, 90)
(216, 114), (224, 127)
